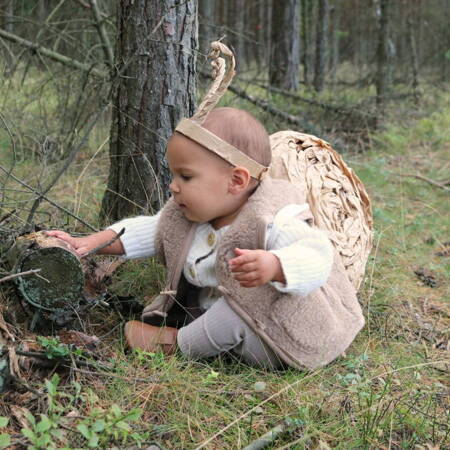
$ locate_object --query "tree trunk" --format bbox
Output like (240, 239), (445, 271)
(301, 0), (309, 85)
(407, 16), (419, 104)
(269, 0), (301, 91)
(329, 1), (339, 86)
(313, 0), (329, 92)
(375, 0), (390, 108)
(100, 0), (198, 222)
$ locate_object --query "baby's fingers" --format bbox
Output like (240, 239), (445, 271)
(230, 261), (257, 273)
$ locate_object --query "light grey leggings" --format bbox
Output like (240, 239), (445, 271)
(177, 297), (284, 369)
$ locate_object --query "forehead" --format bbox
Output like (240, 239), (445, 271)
(166, 133), (228, 169)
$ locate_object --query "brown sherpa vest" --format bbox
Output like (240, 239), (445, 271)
(148, 177), (365, 369)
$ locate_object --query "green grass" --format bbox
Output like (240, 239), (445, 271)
(1, 69), (449, 448)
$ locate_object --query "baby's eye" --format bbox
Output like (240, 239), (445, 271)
(181, 174), (192, 181)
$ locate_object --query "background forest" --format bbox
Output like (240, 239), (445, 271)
(0, 1), (449, 449)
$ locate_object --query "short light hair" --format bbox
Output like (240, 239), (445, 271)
(201, 107), (271, 167)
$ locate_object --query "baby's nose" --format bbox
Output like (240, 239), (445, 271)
(169, 180), (179, 193)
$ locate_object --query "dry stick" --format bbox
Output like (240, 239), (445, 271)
(0, 269), (42, 284)
(0, 28), (107, 78)
(81, 227), (125, 258)
(0, 164), (98, 231)
(89, 0), (114, 68)
(400, 173), (450, 192)
(255, 82), (377, 121)
(242, 421), (290, 450)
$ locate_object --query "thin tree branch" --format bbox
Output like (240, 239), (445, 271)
(400, 173), (450, 192)
(0, 28), (107, 78)
(88, 0), (114, 68)
(0, 164), (98, 231)
(0, 269), (42, 284)
(26, 100), (111, 226)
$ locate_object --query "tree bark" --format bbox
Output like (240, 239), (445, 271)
(313, 0), (329, 92)
(100, 0), (198, 222)
(269, 0), (301, 91)
(375, 0), (390, 108)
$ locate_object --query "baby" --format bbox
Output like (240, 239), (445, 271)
(48, 107), (364, 370)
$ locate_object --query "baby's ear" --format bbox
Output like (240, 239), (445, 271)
(229, 166), (251, 194)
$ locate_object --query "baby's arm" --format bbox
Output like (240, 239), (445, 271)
(45, 229), (124, 256)
(229, 205), (333, 294)
(46, 211), (161, 258)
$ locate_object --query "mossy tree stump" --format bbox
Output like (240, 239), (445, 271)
(6, 231), (85, 327)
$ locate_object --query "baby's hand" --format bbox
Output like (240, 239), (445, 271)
(45, 230), (95, 256)
(228, 248), (286, 288)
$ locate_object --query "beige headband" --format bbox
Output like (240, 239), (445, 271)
(175, 119), (268, 180)
(175, 41), (269, 181)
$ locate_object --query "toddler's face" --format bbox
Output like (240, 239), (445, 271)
(166, 133), (241, 228)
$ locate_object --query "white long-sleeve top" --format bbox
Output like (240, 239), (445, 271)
(108, 204), (333, 310)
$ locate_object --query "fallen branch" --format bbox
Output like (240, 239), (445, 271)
(400, 173), (450, 192)
(0, 269), (42, 284)
(200, 72), (319, 135)
(255, 82), (376, 120)
(242, 421), (288, 450)
(0, 28), (107, 78)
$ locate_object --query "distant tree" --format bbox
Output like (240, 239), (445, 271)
(313, 0), (329, 92)
(269, 0), (301, 91)
(375, 0), (390, 107)
(100, 0), (198, 222)
(198, 0), (215, 56)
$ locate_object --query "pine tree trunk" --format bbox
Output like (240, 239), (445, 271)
(376, 0), (390, 108)
(313, 0), (329, 92)
(100, 0), (198, 222)
(329, 1), (339, 86)
(269, 0), (301, 91)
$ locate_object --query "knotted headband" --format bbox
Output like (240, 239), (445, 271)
(174, 42), (269, 181)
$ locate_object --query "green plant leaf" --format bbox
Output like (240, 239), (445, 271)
(88, 433), (99, 448)
(92, 420), (105, 432)
(76, 423), (91, 440)
(111, 404), (122, 418)
(115, 420), (130, 431)
(36, 415), (52, 433)
(21, 427), (36, 441)
(0, 418), (8, 428)
(124, 409), (142, 422)
(0, 434), (11, 449)
(50, 428), (64, 441)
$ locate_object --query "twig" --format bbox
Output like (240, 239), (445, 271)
(0, 28), (107, 78)
(400, 173), (450, 192)
(81, 227), (125, 258)
(0, 163), (98, 231)
(0, 269), (42, 284)
(88, 0), (114, 68)
(242, 421), (291, 450)
(15, 350), (110, 370)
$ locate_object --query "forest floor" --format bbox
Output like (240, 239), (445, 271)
(0, 77), (448, 449)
